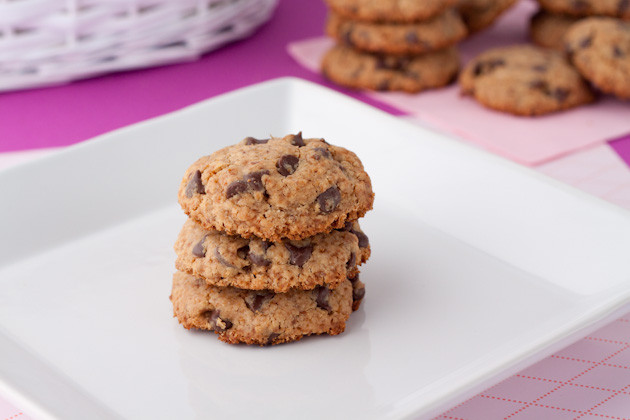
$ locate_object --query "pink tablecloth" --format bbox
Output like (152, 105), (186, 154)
(1, 1), (630, 419)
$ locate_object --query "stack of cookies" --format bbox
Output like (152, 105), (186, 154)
(530, 0), (630, 101)
(321, 0), (467, 92)
(170, 133), (375, 346)
(531, 0), (630, 51)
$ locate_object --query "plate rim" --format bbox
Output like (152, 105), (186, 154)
(1, 76), (629, 420)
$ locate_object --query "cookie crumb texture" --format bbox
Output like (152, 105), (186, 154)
(178, 134), (374, 242)
(171, 271), (365, 345)
(175, 219), (371, 292)
(322, 44), (460, 92)
(324, 0), (458, 23)
(565, 17), (630, 99)
(326, 9), (468, 55)
(459, 45), (595, 115)
(537, 0), (630, 20)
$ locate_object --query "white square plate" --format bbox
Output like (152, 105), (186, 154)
(1, 78), (630, 420)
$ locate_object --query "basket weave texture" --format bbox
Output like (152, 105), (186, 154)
(0, 0), (278, 92)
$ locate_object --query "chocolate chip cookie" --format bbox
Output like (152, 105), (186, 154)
(459, 45), (595, 115)
(458, 0), (518, 33)
(324, 0), (458, 23)
(322, 44), (460, 92)
(178, 133), (374, 242)
(565, 17), (630, 99)
(537, 0), (630, 20)
(175, 219), (371, 292)
(326, 9), (468, 55)
(170, 271), (365, 345)
(530, 10), (581, 50)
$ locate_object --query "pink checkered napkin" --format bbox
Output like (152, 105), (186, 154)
(287, 0), (630, 166)
(436, 316), (630, 419)
(0, 396), (30, 420)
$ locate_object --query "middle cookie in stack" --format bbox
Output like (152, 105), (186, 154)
(322, 0), (467, 92)
(172, 133), (375, 346)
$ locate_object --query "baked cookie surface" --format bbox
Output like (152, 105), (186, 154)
(324, 0), (458, 23)
(326, 9), (468, 55)
(537, 0), (630, 20)
(322, 44), (460, 92)
(458, 0), (518, 33)
(530, 10), (580, 50)
(178, 133), (374, 242)
(175, 219), (371, 292)
(459, 45), (594, 115)
(170, 271), (365, 345)
(565, 17), (630, 99)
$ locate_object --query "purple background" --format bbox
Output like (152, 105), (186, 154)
(0, 0), (628, 169)
(0, 0), (403, 153)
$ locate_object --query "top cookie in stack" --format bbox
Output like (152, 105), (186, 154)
(179, 132), (374, 241)
(321, 0), (466, 92)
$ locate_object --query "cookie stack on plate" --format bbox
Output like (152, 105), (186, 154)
(170, 133), (374, 346)
(321, 0), (467, 92)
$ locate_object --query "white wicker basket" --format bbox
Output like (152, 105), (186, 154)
(0, 0), (278, 92)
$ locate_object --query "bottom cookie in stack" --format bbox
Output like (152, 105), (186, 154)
(322, 44), (460, 93)
(170, 271), (365, 346)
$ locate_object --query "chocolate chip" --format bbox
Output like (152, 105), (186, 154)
(314, 286), (331, 312)
(620, 0), (630, 14)
(348, 273), (359, 284)
(473, 58), (505, 76)
(243, 137), (269, 145)
(226, 171), (269, 198)
(248, 252), (271, 266)
(226, 180), (248, 199)
(214, 247), (237, 268)
(277, 155), (299, 176)
(290, 132), (305, 147)
(340, 222), (369, 248)
(313, 147), (332, 159)
(353, 285), (366, 302)
(530, 79), (547, 90)
(237, 245), (249, 260)
(353, 229), (369, 248)
(244, 170), (269, 191)
(532, 64), (548, 72)
(266, 332), (280, 346)
(376, 80), (390, 91)
(285, 243), (313, 267)
(317, 186), (341, 213)
(613, 45), (625, 58)
(346, 252), (356, 269)
(572, 0), (588, 11)
(261, 241), (272, 252)
(203, 310), (232, 332)
(530, 80), (570, 102)
(376, 56), (410, 71)
(405, 32), (419, 44)
(192, 235), (208, 257)
(185, 170), (205, 198)
(553, 88), (569, 102)
(580, 36), (593, 49)
(245, 292), (274, 312)
(342, 29), (353, 46)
